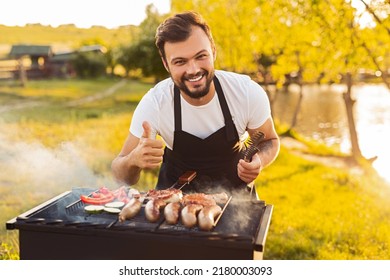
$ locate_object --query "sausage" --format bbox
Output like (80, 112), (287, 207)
(198, 205), (222, 231)
(164, 202), (181, 225)
(145, 199), (166, 222)
(118, 197), (142, 222)
(181, 204), (203, 228)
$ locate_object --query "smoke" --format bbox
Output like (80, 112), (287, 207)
(0, 132), (116, 196)
(225, 188), (258, 233)
(195, 182), (259, 234)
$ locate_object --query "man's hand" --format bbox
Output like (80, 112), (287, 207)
(237, 154), (262, 183)
(132, 121), (164, 169)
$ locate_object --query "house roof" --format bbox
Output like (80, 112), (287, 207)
(78, 45), (107, 53)
(8, 44), (53, 58)
(50, 52), (76, 62)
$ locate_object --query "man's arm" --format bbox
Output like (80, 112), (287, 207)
(111, 121), (164, 185)
(237, 117), (280, 183)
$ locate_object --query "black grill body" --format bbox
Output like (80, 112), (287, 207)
(6, 188), (273, 260)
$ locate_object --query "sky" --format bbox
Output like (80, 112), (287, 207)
(1, 0), (375, 29)
(1, 0), (171, 28)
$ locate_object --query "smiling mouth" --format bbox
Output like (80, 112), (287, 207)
(187, 74), (204, 82)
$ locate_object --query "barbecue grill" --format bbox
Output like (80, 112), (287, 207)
(6, 183), (273, 260)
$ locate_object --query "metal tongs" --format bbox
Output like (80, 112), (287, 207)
(242, 131), (266, 199)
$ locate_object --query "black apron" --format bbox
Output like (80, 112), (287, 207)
(156, 76), (246, 192)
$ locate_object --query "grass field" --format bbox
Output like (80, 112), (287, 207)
(1, 78), (390, 260)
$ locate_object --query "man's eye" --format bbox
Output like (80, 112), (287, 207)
(173, 60), (185, 65)
(197, 54), (207, 59)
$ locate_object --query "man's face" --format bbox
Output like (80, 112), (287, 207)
(163, 26), (216, 100)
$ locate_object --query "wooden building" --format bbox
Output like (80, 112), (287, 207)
(8, 44), (53, 79)
(6, 44), (106, 79)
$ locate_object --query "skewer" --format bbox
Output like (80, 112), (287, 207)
(213, 195), (232, 227)
(106, 217), (119, 229)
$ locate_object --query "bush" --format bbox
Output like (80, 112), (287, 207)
(71, 52), (107, 78)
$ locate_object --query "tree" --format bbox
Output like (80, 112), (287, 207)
(170, 0), (390, 162)
(117, 4), (168, 81)
(71, 52), (107, 78)
(357, 0), (390, 89)
(171, 0), (263, 73)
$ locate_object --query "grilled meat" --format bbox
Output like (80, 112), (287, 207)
(182, 193), (216, 207)
(198, 205), (222, 231)
(145, 199), (167, 222)
(181, 204), (204, 228)
(146, 188), (183, 203)
(164, 202), (181, 225)
(118, 197), (142, 222)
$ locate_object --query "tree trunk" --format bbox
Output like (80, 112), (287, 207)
(289, 51), (304, 131)
(18, 58), (27, 87)
(343, 72), (363, 160)
(290, 83), (303, 129)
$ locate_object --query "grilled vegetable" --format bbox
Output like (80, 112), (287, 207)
(84, 205), (104, 214)
(105, 201), (125, 208)
(104, 207), (121, 214)
(80, 193), (115, 205)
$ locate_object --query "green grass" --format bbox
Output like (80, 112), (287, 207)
(258, 147), (390, 259)
(1, 78), (390, 260)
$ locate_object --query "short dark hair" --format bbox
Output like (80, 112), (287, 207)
(155, 11), (215, 62)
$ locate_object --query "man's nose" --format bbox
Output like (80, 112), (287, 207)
(186, 60), (200, 74)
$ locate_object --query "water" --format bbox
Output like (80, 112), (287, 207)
(272, 83), (390, 183)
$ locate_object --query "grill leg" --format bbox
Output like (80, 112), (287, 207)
(253, 251), (263, 260)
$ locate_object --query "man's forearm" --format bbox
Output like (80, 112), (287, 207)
(111, 155), (142, 186)
(257, 138), (280, 169)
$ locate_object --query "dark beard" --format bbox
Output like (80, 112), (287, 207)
(175, 70), (214, 99)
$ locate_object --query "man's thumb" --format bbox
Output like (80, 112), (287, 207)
(141, 121), (152, 139)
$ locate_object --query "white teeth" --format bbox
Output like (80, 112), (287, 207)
(188, 75), (203, 82)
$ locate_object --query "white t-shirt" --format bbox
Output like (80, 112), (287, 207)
(130, 70), (271, 149)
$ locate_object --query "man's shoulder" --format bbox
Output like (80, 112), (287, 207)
(215, 70), (252, 87)
(151, 77), (173, 92)
(144, 77), (173, 101)
(215, 69), (251, 81)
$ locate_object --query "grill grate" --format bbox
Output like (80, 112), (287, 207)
(8, 187), (265, 239)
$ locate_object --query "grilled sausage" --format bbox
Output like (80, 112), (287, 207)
(181, 204), (203, 228)
(118, 197), (142, 222)
(145, 199), (166, 222)
(198, 205), (222, 231)
(164, 202), (181, 224)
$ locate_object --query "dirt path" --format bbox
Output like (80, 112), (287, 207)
(280, 136), (363, 174)
(65, 79), (127, 107)
(0, 101), (45, 113)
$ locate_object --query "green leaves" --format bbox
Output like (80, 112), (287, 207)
(171, 0), (389, 86)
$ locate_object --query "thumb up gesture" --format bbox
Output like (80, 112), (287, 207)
(141, 121), (153, 139)
(134, 121), (164, 169)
